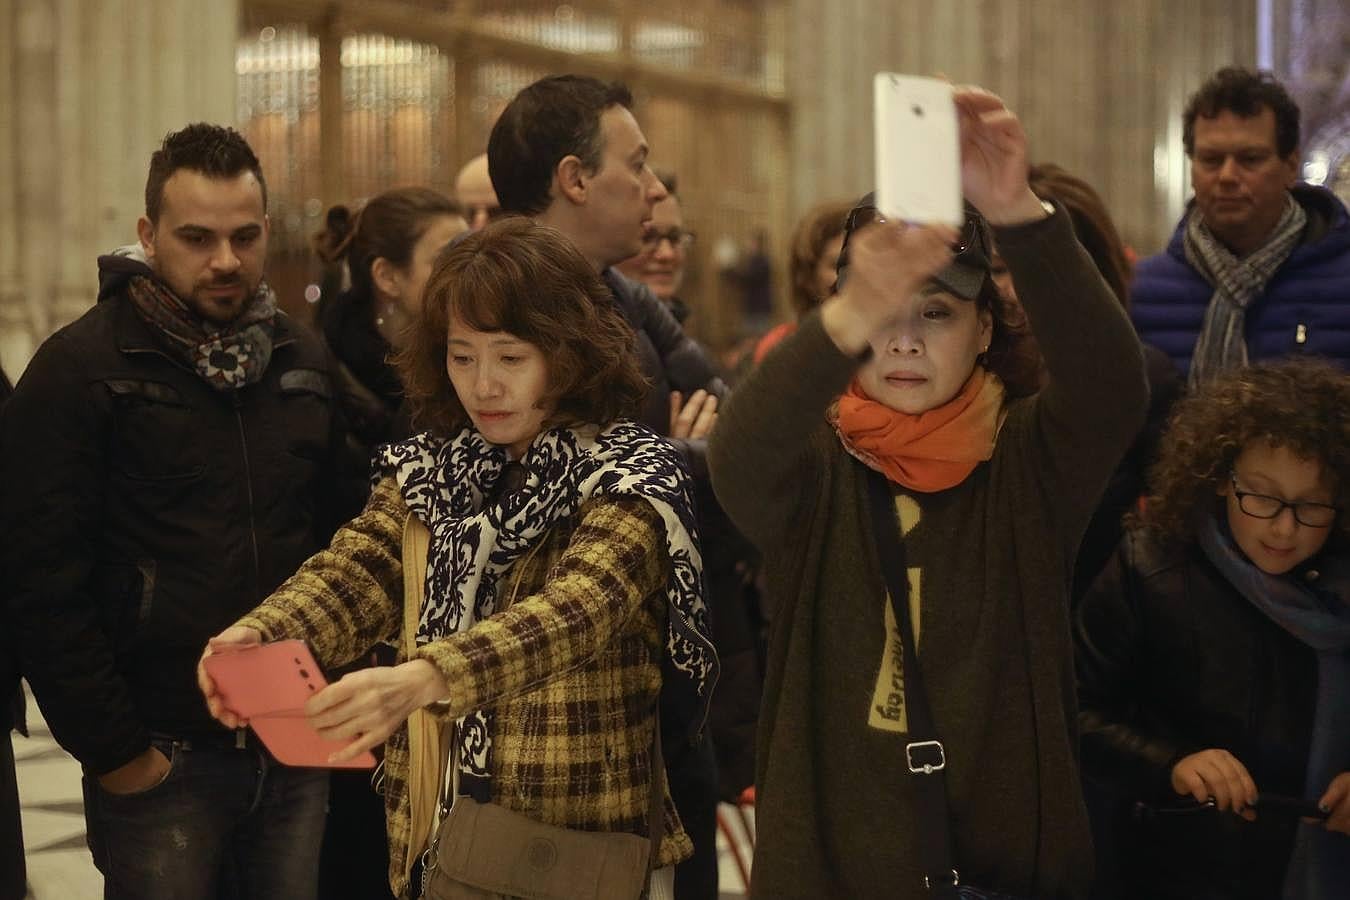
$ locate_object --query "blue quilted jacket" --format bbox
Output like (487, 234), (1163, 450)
(1130, 184), (1350, 375)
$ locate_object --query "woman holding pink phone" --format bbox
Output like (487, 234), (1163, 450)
(198, 218), (715, 900)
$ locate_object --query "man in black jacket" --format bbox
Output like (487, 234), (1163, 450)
(488, 76), (728, 899)
(0, 125), (342, 900)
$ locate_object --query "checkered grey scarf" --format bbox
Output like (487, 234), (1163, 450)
(1183, 195), (1306, 388)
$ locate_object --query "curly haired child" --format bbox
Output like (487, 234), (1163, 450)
(1076, 358), (1350, 900)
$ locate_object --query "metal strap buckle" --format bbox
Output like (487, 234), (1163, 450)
(923, 868), (960, 889)
(905, 740), (946, 774)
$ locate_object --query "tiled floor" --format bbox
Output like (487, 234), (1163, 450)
(14, 685), (753, 898)
(13, 690), (99, 899)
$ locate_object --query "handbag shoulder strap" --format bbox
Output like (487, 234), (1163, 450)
(401, 513), (456, 882)
(403, 513), (430, 656)
(864, 468), (961, 892)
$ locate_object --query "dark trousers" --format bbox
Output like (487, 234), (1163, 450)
(1, 731), (23, 900)
(82, 735), (328, 900)
(669, 733), (720, 900)
(319, 770), (395, 900)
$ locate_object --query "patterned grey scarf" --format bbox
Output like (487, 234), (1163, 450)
(1183, 195), (1306, 388)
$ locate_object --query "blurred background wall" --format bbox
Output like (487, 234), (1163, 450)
(2, 0), (1347, 377)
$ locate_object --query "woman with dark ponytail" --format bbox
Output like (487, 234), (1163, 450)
(315, 188), (466, 488)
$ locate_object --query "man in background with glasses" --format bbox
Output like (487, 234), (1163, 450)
(616, 170), (696, 323)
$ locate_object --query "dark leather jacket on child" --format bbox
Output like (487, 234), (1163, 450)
(1076, 526), (1323, 899)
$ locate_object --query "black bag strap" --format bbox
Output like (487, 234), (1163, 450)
(865, 467), (961, 893)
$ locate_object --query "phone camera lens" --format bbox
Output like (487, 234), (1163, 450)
(299, 668), (310, 678)
(912, 104), (924, 117)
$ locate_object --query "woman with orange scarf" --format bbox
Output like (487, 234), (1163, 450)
(708, 88), (1149, 899)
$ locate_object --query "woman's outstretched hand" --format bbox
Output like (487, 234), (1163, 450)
(305, 659), (451, 763)
(197, 625), (263, 729)
(821, 222), (958, 356)
(954, 87), (1047, 227)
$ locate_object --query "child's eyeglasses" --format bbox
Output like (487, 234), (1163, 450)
(1230, 473), (1338, 528)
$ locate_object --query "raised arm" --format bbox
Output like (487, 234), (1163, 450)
(955, 87), (1147, 547)
(998, 213), (1147, 531)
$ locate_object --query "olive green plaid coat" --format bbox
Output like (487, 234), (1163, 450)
(237, 476), (691, 898)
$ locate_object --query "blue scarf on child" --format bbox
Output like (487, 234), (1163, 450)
(1198, 513), (1350, 900)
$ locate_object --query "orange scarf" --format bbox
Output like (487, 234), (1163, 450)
(830, 368), (1005, 492)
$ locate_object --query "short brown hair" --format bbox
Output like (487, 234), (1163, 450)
(1183, 66), (1300, 159)
(396, 218), (648, 436)
(1143, 359), (1350, 545)
(145, 123), (266, 223)
(976, 276), (1043, 399)
(789, 200), (853, 318)
(488, 75), (634, 216)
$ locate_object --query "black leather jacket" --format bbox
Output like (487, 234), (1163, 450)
(0, 273), (345, 775)
(603, 269), (727, 481)
(1075, 527), (1321, 899)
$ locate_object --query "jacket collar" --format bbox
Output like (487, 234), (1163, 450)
(1167, 182), (1350, 263)
(107, 287), (297, 358)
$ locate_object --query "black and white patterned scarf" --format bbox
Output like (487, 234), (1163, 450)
(378, 421), (717, 795)
(1183, 195), (1306, 388)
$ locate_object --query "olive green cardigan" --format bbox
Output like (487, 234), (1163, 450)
(709, 208), (1148, 898)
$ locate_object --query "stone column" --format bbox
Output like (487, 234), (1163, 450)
(0, 0), (239, 377)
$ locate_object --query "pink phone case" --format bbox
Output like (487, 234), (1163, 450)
(203, 639), (376, 770)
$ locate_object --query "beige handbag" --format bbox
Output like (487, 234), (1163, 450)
(423, 795), (658, 900)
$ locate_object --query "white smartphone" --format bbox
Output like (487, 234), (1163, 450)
(873, 73), (962, 227)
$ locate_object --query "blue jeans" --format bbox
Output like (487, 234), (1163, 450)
(82, 734), (328, 900)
